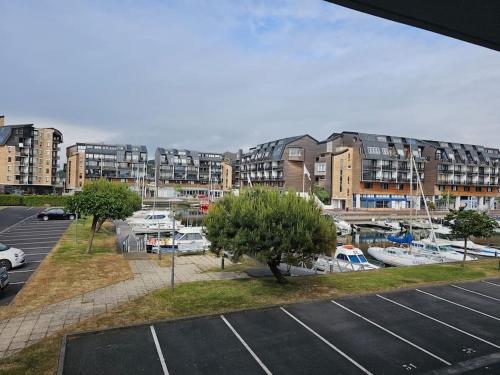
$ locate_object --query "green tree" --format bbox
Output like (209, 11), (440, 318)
(204, 188), (337, 283)
(445, 209), (497, 267)
(312, 185), (330, 204)
(66, 179), (141, 253)
(437, 192), (453, 210)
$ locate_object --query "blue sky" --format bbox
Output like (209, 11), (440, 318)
(1, 0), (499, 156)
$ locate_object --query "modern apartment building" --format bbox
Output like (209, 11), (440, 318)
(0, 116), (63, 194)
(319, 132), (499, 210)
(234, 135), (321, 192)
(155, 148), (232, 190)
(65, 143), (148, 192)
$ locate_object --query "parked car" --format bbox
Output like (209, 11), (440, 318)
(37, 208), (75, 221)
(0, 243), (26, 270)
(0, 266), (8, 290)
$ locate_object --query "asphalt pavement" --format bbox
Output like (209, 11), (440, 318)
(61, 278), (500, 375)
(0, 210), (71, 305)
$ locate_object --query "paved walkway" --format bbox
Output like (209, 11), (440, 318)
(0, 256), (247, 359)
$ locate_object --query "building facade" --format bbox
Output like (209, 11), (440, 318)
(320, 132), (499, 210)
(234, 135), (321, 192)
(0, 116), (63, 194)
(65, 143), (148, 192)
(155, 148), (232, 190)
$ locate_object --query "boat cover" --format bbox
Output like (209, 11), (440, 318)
(388, 233), (413, 244)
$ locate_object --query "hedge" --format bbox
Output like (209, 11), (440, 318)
(0, 195), (68, 207)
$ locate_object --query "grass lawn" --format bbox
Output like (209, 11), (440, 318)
(0, 218), (132, 320)
(1, 259), (499, 374)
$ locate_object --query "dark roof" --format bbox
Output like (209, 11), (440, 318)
(325, 0), (500, 52)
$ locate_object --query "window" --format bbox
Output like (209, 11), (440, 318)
(367, 146), (380, 155)
(438, 185), (445, 192)
(452, 186), (458, 191)
(487, 187), (493, 192)
(288, 148), (302, 157)
(475, 187), (482, 192)
(363, 182), (372, 189)
(316, 163), (326, 173)
(396, 184), (404, 190)
(7, 157), (11, 163)
(380, 183), (389, 190)
(464, 186), (470, 192)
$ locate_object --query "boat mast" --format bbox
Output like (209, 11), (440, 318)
(409, 143), (413, 234)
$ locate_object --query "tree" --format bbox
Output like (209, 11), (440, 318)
(445, 209), (497, 267)
(312, 185), (330, 204)
(204, 188), (337, 283)
(66, 179), (141, 253)
(437, 192), (453, 210)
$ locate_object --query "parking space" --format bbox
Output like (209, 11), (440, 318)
(0, 217), (70, 305)
(0, 206), (38, 232)
(61, 278), (500, 375)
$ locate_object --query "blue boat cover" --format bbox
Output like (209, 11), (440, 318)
(388, 233), (413, 244)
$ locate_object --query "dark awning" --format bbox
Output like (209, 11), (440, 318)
(324, 0), (500, 52)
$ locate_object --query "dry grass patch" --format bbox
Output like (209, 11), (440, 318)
(0, 219), (132, 320)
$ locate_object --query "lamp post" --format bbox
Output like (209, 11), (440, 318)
(171, 209), (176, 289)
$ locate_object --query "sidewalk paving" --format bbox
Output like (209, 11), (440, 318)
(0, 255), (247, 359)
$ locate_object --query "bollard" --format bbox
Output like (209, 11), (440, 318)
(221, 256), (225, 270)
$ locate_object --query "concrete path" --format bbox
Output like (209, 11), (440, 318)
(0, 256), (247, 359)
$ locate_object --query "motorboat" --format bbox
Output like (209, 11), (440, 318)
(333, 217), (352, 236)
(374, 219), (401, 231)
(432, 224), (451, 236)
(411, 239), (476, 262)
(130, 210), (183, 231)
(314, 245), (380, 272)
(174, 227), (211, 253)
(368, 246), (439, 267)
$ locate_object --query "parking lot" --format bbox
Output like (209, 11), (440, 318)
(61, 278), (500, 374)
(0, 211), (71, 305)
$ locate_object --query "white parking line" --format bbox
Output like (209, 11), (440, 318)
(150, 325), (169, 375)
(8, 269), (34, 274)
(416, 289), (500, 322)
(24, 251), (50, 256)
(26, 260), (42, 264)
(280, 307), (373, 375)
(376, 294), (500, 350)
(451, 285), (500, 302)
(9, 282), (26, 285)
(17, 246), (53, 250)
(221, 315), (273, 374)
(0, 237), (61, 241)
(482, 280), (500, 287)
(0, 241), (57, 246)
(331, 301), (451, 366)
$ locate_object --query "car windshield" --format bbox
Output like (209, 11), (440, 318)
(348, 255), (361, 263)
(0, 243), (10, 251)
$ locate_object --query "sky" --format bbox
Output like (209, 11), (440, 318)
(1, 0), (500, 160)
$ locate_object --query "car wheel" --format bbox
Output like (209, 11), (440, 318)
(43, 216), (49, 221)
(69, 215), (75, 220)
(0, 259), (12, 271)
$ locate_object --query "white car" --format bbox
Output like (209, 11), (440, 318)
(0, 243), (26, 270)
(0, 266), (8, 290)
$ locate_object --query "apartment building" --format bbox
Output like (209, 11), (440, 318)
(155, 148), (232, 190)
(319, 132), (499, 210)
(235, 135), (321, 192)
(0, 116), (63, 194)
(65, 143), (148, 192)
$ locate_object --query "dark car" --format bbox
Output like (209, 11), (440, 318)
(37, 208), (76, 221)
(0, 267), (8, 290)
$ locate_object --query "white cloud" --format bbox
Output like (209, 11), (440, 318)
(0, 0), (499, 157)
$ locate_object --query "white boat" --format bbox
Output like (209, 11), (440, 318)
(432, 224), (451, 236)
(131, 211), (183, 231)
(439, 239), (500, 258)
(368, 246), (439, 267)
(333, 218), (352, 236)
(411, 239), (476, 262)
(175, 227), (211, 253)
(314, 245), (380, 272)
(374, 219), (401, 231)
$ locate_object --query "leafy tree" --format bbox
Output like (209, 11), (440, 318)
(426, 200), (436, 211)
(66, 179), (141, 253)
(204, 188), (337, 283)
(312, 185), (330, 204)
(445, 209), (497, 267)
(437, 192), (453, 210)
